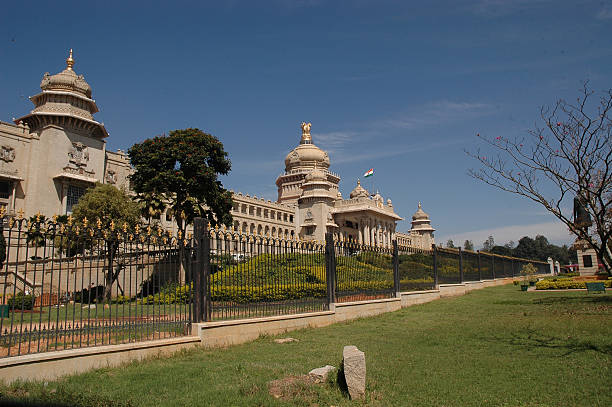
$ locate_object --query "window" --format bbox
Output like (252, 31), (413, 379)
(66, 185), (86, 214)
(0, 181), (10, 200)
(583, 255), (593, 268)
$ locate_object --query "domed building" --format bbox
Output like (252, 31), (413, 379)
(276, 122), (340, 205)
(395, 203), (436, 249)
(0, 50), (131, 217)
(0, 51), (434, 249)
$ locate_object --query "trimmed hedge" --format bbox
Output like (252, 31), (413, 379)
(7, 292), (35, 310)
(535, 279), (612, 290)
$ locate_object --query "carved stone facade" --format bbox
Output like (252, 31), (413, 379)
(0, 51), (131, 217)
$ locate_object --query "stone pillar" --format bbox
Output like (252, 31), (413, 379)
(547, 257), (554, 274)
(555, 261), (560, 275)
(364, 221), (370, 246)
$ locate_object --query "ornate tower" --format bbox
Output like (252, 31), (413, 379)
(275, 122), (340, 205)
(410, 203), (435, 249)
(14, 50), (109, 216)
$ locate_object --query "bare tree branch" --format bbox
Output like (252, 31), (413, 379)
(467, 84), (612, 273)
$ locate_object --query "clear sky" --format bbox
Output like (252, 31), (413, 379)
(1, 0), (611, 248)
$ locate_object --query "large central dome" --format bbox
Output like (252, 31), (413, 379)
(284, 122), (330, 171)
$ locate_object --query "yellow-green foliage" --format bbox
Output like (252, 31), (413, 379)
(139, 283), (193, 305)
(535, 279), (612, 290)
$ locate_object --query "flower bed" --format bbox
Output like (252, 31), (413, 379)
(535, 279), (612, 290)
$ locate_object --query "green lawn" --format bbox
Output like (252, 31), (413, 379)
(1, 285), (611, 407)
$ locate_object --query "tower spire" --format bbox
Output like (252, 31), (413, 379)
(66, 49), (74, 71)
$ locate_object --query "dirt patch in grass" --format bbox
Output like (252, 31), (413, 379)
(268, 374), (319, 401)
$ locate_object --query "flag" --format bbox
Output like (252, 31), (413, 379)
(363, 168), (374, 178)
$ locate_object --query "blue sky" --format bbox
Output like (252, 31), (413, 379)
(1, 0), (611, 248)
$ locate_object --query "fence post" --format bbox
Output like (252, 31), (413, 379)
(459, 247), (463, 283)
(392, 240), (400, 297)
(477, 250), (482, 281)
(433, 244), (438, 288)
(511, 259), (515, 278)
(193, 218), (210, 323)
(325, 233), (336, 307)
(492, 255), (496, 280)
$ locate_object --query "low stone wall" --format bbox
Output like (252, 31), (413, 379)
(0, 275), (534, 384)
(0, 336), (201, 384)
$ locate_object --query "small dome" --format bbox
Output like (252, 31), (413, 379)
(412, 202), (430, 221)
(373, 191), (383, 202)
(40, 50), (92, 98)
(387, 198), (393, 207)
(350, 179), (369, 199)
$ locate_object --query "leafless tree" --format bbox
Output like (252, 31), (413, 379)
(467, 84), (612, 273)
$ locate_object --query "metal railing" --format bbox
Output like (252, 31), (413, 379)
(0, 216), (193, 358)
(0, 215), (552, 358)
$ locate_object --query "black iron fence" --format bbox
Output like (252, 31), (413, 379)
(1, 215), (552, 358)
(0, 215), (192, 358)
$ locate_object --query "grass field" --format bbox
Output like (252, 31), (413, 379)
(1, 285), (610, 406)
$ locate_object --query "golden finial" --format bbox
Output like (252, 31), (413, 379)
(52, 214), (58, 223)
(135, 224), (140, 234)
(8, 218), (14, 228)
(89, 229), (94, 237)
(82, 217), (88, 228)
(75, 225), (80, 235)
(96, 218), (101, 228)
(147, 225), (151, 235)
(110, 220), (115, 231)
(66, 49), (74, 71)
(123, 222), (128, 233)
(0, 207), (5, 218)
(35, 212), (42, 223)
(17, 209), (24, 220)
(158, 226), (163, 236)
(177, 230), (182, 239)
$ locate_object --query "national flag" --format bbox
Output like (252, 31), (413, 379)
(363, 168), (374, 178)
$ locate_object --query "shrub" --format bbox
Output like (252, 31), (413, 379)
(8, 292), (35, 310)
(535, 279), (612, 290)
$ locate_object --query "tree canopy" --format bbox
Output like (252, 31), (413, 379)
(128, 128), (233, 235)
(469, 85), (612, 273)
(70, 183), (141, 299)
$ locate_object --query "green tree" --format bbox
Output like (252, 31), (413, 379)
(491, 245), (512, 256)
(514, 236), (537, 260)
(70, 184), (140, 300)
(446, 239), (455, 248)
(128, 128), (233, 235)
(482, 235), (495, 252)
(463, 240), (474, 251)
(136, 192), (166, 226)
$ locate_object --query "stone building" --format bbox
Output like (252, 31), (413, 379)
(1, 51), (435, 249)
(0, 50), (131, 218)
(229, 122), (435, 248)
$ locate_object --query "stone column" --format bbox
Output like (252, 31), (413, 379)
(358, 223), (363, 244)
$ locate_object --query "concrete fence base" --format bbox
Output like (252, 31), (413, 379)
(0, 276), (529, 384)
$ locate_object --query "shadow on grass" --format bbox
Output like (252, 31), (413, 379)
(532, 295), (612, 305)
(0, 399), (74, 407)
(488, 329), (612, 357)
